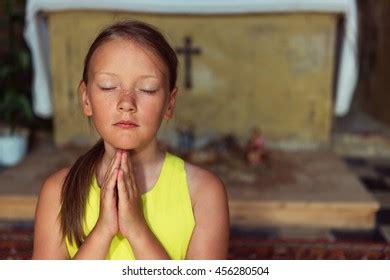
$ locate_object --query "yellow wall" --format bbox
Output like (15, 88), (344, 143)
(49, 11), (336, 147)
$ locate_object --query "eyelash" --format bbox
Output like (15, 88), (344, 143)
(99, 87), (116, 91)
(140, 89), (157, 94)
(99, 87), (157, 94)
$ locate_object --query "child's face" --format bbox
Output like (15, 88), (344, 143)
(80, 38), (177, 150)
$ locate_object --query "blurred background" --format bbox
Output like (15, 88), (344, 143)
(1, 0), (390, 259)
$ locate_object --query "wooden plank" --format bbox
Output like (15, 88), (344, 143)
(229, 200), (379, 229)
(0, 194), (378, 228)
(0, 196), (37, 219)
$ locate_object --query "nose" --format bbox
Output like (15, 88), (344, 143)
(117, 92), (137, 113)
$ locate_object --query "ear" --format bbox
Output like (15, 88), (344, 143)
(79, 81), (92, 116)
(163, 87), (178, 120)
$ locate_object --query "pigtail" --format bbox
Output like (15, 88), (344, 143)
(59, 139), (104, 247)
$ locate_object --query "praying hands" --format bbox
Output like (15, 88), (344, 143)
(95, 150), (145, 241)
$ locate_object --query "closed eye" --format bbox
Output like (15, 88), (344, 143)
(99, 86), (117, 91)
(140, 89), (157, 94)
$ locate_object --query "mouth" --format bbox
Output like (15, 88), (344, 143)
(113, 120), (139, 129)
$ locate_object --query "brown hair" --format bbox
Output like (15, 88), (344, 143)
(60, 20), (178, 247)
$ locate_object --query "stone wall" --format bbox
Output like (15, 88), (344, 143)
(48, 11), (337, 148)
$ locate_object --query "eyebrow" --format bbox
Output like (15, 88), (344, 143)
(94, 72), (159, 79)
(138, 74), (159, 79)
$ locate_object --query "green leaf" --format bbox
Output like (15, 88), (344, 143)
(19, 95), (34, 122)
(0, 89), (34, 127)
(18, 50), (30, 71)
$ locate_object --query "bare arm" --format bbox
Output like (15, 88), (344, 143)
(71, 224), (113, 260)
(185, 166), (230, 259)
(32, 168), (70, 259)
(125, 223), (170, 260)
(73, 152), (122, 260)
(32, 168), (115, 260)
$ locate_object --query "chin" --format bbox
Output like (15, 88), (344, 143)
(104, 136), (140, 151)
(112, 141), (139, 151)
(100, 129), (154, 151)
(116, 144), (138, 151)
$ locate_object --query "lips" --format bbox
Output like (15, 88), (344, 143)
(113, 120), (139, 129)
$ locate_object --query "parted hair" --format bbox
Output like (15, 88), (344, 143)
(60, 20), (178, 247)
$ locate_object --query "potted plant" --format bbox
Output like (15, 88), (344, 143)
(0, 49), (34, 166)
(0, 0), (35, 167)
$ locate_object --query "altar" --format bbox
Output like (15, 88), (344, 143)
(24, 0), (358, 148)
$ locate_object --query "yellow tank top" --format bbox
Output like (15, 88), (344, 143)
(65, 152), (195, 259)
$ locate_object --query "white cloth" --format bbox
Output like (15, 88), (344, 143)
(24, 0), (358, 117)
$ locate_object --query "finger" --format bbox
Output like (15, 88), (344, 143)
(103, 158), (115, 184)
(102, 167), (119, 199)
(121, 151), (129, 173)
(121, 152), (135, 194)
(112, 150), (122, 173)
(126, 154), (137, 192)
(103, 150), (122, 185)
(117, 169), (129, 204)
(120, 151), (131, 186)
(103, 151), (119, 181)
(110, 150), (122, 175)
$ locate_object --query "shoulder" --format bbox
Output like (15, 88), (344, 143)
(39, 167), (71, 198)
(37, 166), (72, 211)
(183, 160), (227, 209)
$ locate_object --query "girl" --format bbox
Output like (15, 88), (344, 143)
(32, 20), (229, 260)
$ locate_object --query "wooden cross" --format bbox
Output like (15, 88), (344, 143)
(176, 36), (202, 89)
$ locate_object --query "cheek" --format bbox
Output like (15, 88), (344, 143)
(89, 96), (115, 124)
(139, 96), (166, 121)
